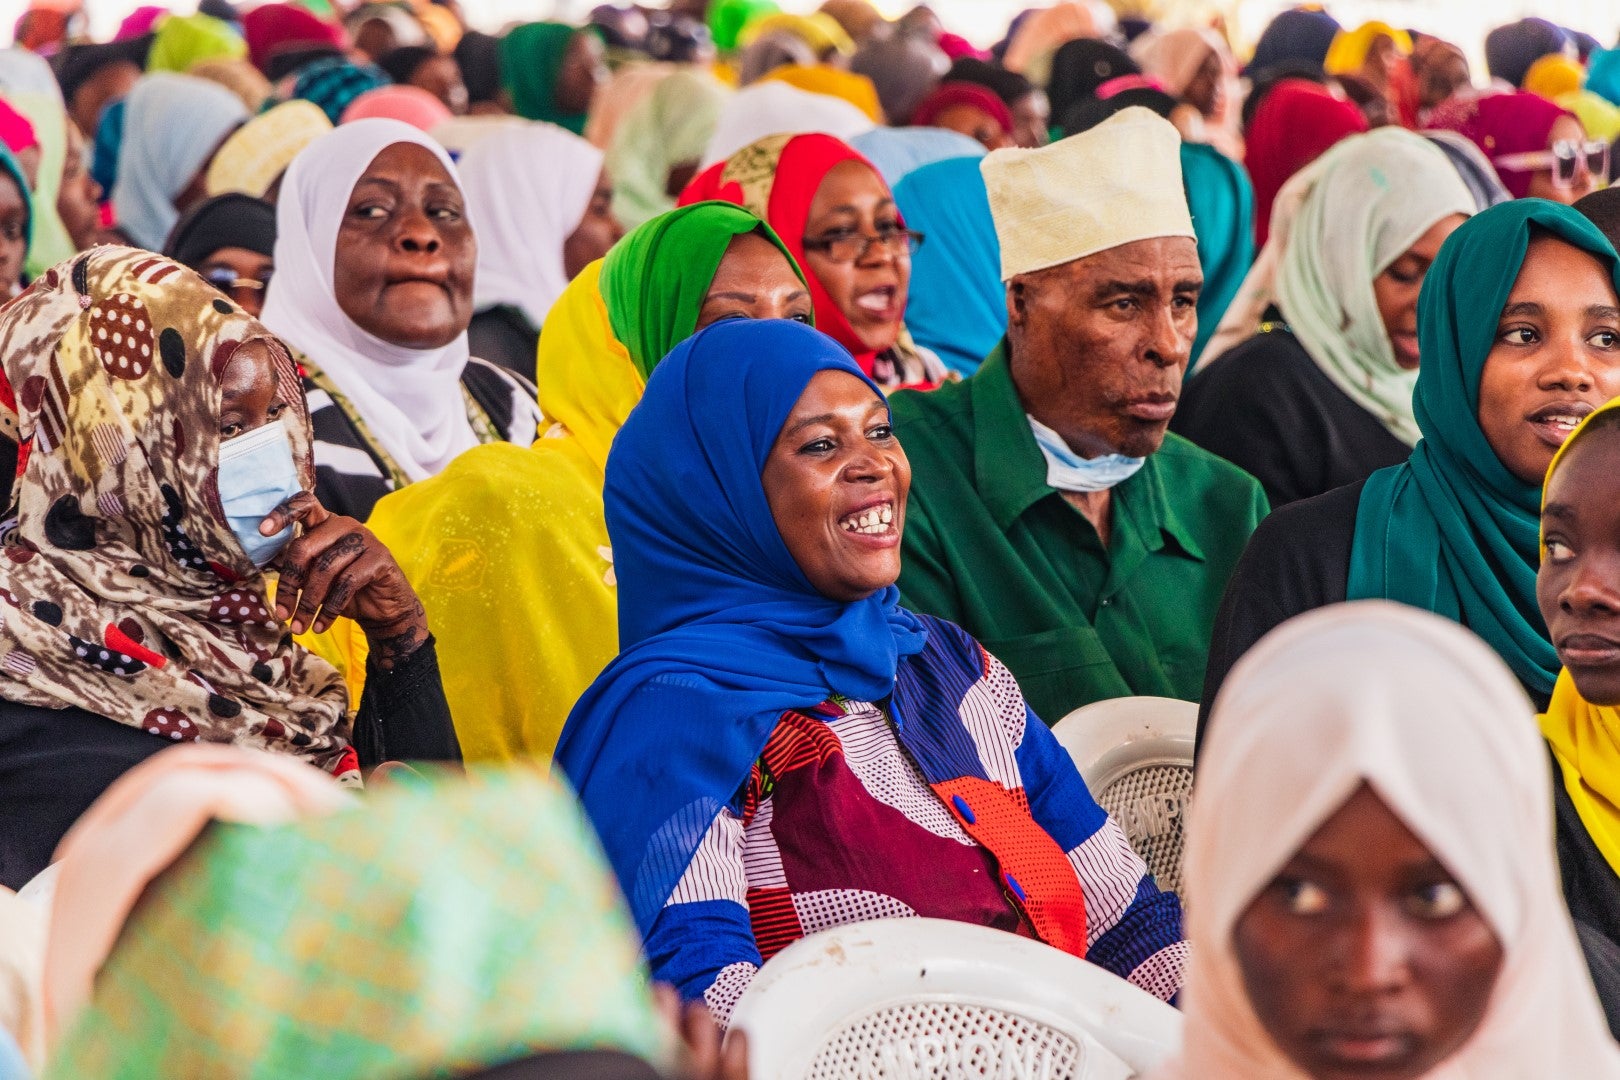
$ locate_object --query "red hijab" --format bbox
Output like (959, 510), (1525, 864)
(679, 133), (890, 374)
(1245, 79), (1369, 247)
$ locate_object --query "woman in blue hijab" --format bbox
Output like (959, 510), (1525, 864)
(555, 318), (1184, 1019)
(893, 155), (1003, 376)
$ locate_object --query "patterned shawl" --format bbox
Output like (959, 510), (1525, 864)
(0, 246), (353, 778)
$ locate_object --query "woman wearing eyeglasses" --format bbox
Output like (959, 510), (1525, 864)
(680, 132), (952, 390)
(1428, 90), (1604, 205)
(164, 193), (275, 318)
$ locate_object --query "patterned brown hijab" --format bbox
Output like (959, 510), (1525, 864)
(0, 247), (354, 779)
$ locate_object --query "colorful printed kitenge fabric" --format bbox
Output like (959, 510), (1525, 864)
(646, 616), (1187, 1022)
(0, 246), (354, 778)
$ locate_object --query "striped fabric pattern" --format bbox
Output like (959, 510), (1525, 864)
(643, 618), (1185, 1023)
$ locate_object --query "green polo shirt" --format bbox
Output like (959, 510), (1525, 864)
(890, 343), (1268, 725)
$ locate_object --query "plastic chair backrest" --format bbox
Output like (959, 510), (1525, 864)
(729, 917), (1182, 1080)
(1050, 697), (1196, 899)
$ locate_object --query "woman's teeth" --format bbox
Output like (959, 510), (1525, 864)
(839, 504), (894, 534)
(854, 289), (894, 314)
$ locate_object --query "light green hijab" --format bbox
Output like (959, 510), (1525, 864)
(0, 49), (74, 277)
(1270, 128), (1474, 446)
(47, 768), (669, 1078)
(607, 69), (730, 230)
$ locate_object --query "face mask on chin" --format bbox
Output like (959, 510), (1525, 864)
(1026, 413), (1145, 493)
(217, 421), (304, 568)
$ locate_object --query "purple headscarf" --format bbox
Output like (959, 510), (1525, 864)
(1426, 91), (1574, 199)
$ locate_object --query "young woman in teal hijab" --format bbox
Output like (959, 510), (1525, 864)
(498, 22), (606, 135)
(1199, 199), (1620, 740)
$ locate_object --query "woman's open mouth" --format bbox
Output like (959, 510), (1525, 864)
(1527, 401), (1595, 449)
(837, 498), (900, 547)
(852, 286), (900, 321)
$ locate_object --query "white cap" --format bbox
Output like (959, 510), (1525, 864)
(981, 107), (1195, 282)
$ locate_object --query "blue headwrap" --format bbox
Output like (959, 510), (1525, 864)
(850, 126), (985, 189)
(1182, 142), (1255, 369)
(555, 318), (928, 933)
(91, 97), (126, 201)
(1244, 8), (1340, 77)
(893, 155), (1004, 376)
(0, 142), (33, 261)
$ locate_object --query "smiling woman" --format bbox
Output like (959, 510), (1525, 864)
(258, 118), (541, 522)
(1200, 199), (1620, 735)
(557, 317), (1187, 1024)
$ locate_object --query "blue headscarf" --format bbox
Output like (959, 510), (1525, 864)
(850, 126), (985, 189)
(555, 318), (928, 933)
(1244, 8), (1340, 77)
(894, 156), (1004, 376)
(91, 97), (126, 201)
(1183, 142), (1255, 369)
(0, 142), (33, 259)
(1588, 49), (1620, 109)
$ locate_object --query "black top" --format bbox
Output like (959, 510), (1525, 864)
(1197, 479), (1360, 745)
(1173, 324), (1412, 508)
(467, 305), (541, 382)
(0, 635), (458, 890)
(1550, 745), (1620, 1037)
(302, 356), (542, 523)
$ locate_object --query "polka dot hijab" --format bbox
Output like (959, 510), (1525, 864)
(0, 246), (355, 780)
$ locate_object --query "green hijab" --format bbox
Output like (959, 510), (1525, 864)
(500, 22), (590, 134)
(600, 200), (808, 378)
(0, 142), (34, 259)
(147, 12), (248, 74)
(7, 92), (71, 278)
(1182, 142), (1254, 370)
(47, 768), (668, 1078)
(1347, 200), (1620, 701)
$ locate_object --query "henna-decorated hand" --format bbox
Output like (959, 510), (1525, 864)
(261, 492), (428, 669)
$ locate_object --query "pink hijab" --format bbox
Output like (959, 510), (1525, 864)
(1426, 90), (1575, 199)
(339, 83), (454, 130)
(1003, 2), (1113, 76)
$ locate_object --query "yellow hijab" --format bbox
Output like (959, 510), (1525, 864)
(362, 262), (635, 762)
(1540, 397), (1620, 875)
(1323, 21), (1412, 77)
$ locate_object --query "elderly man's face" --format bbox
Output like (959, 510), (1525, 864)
(1006, 236), (1201, 459)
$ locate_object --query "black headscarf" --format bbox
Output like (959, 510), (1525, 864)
(1060, 86), (1176, 137)
(52, 35), (154, 108)
(1047, 39), (1138, 124)
(1484, 18), (1568, 88)
(378, 44), (439, 84)
(454, 30), (503, 106)
(162, 194), (276, 269)
(943, 57), (1033, 107)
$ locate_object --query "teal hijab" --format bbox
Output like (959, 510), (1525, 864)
(1347, 200), (1620, 700)
(1182, 142), (1254, 370)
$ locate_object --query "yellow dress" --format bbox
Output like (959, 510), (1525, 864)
(363, 262), (640, 761)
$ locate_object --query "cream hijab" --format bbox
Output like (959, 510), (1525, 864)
(260, 118), (478, 483)
(1157, 601), (1620, 1080)
(1202, 129), (1472, 447)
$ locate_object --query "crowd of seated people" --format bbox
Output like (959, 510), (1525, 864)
(6, 2), (1620, 1077)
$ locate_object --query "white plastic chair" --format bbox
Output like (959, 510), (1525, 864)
(1051, 697), (1196, 900)
(728, 917), (1181, 1080)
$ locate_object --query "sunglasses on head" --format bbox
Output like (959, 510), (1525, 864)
(1493, 138), (1610, 188)
(200, 265), (273, 305)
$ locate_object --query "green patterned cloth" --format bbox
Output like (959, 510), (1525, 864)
(47, 768), (667, 1079)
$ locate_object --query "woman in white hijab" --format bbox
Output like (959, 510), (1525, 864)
(458, 121), (623, 379)
(701, 80), (876, 167)
(1157, 600), (1620, 1079)
(112, 72), (248, 251)
(260, 118), (541, 521)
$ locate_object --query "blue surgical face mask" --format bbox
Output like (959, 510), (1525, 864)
(1027, 414), (1146, 494)
(218, 421), (304, 568)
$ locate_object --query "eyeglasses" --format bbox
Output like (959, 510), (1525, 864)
(801, 226), (925, 264)
(1493, 138), (1610, 188)
(201, 266), (273, 306)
